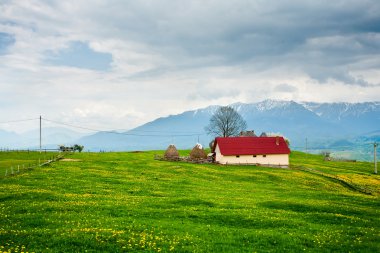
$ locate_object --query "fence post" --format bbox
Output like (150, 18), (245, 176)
(11, 167), (14, 175)
(18, 165), (20, 173)
(5, 169), (7, 176)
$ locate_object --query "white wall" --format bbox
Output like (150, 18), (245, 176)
(215, 144), (289, 167)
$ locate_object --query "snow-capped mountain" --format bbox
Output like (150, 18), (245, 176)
(78, 100), (380, 152)
(300, 101), (380, 121)
(1, 100), (378, 154)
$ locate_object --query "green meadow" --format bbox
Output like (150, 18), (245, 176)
(0, 151), (59, 178)
(0, 151), (379, 252)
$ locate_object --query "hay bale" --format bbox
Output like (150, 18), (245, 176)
(190, 143), (207, 160)
(164, 144), (179, 160)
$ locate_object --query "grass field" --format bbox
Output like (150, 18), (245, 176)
(0, 151), (59, 178)
(0, 151), (379, 252)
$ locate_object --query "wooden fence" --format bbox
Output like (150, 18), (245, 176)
(0, 151), (64, 178)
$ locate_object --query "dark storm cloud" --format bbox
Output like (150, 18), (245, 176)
(163, 2), (375, 55)
(74, 0), (378, 86)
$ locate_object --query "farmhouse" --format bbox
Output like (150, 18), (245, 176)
(212, 136), (291, 167)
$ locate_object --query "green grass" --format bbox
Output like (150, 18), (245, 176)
(291, 151), (377, 174)
(0, 151), (379, 252)
(290, 151), (380, 195)
(0, 151), (59, 178)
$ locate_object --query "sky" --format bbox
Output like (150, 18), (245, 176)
(0, 0), (379, 133)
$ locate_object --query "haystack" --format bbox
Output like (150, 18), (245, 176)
(164, 144), (179, 160)
(190, 143), (207, 160)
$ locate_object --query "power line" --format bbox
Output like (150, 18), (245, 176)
(0, 118), (39, 124)
(42, 117), (206, 137)
(42, 118), (108, 132)
(374, 142), (378, 174)
(125, 129), (203, 134)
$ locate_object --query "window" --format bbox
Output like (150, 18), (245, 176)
(236, 155), (240, 158)
(263, 155), (267, 158)
(253, 155), (257, 157)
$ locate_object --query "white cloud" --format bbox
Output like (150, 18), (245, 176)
(0, 0), (379, 133)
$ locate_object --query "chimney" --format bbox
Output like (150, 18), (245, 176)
(276, 136), (279, 145)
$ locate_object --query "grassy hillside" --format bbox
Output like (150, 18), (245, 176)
(0, 151), (59, 178)
(0, 151), (379, 252)
(291, 152), (380, 195)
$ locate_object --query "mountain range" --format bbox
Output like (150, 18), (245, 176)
(0, 127), (86, 150)
(78, 100), (380, 154)
(1, 100), (379, 160)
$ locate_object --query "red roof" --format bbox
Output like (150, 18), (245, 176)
(213, 136), (291, 156)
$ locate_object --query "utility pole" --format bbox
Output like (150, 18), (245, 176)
(375, 142), (378, 174)
(39, 115), (42, 153)
(305, 138), (308, 153)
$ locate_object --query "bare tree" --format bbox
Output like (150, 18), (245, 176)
(205, 106), (247, 137)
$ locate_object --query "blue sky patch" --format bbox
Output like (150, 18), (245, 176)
(46, 41), (112, 71)
(0, 32), (15, 54)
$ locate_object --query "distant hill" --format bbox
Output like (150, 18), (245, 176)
(0, 127), (88, 150)
(1, 100), (378, 158)
(78, 100), (380, 155)
(0, 130), (19, 148)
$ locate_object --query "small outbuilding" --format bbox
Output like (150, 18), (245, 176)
(240, 130), (257, 137)
(190, 143), (207, 160)
(212, 136), (291, 167)
(164, 144), (180, 160)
